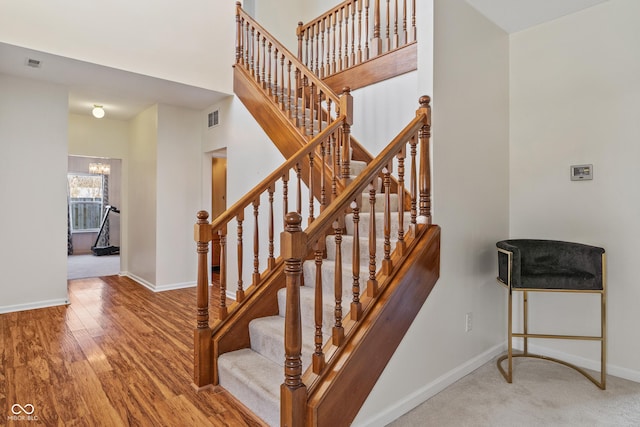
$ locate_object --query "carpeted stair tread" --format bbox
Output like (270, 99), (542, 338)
(218, 348), (281, 427)
(249, 315), (316, 370)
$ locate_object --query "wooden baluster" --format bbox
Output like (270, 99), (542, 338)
(396, 147), (406, 255)
(301, 76), (307, 133)
(309, 82), (315, 136)
(331, 13), (337, 74)
(344, 5), (350, 67)
(219, 227), (228, 319)
(386, 0), (391, 52)
(268, 184), (276, 269)
(308, 153), (315, 225)
(255, 30), (261, 84)
(331, 133), (339, 198)
(402, 0), (408, 45)
(351, 201), (363, 321)
(235, 3), (242, 64)
(312, 239), (325, 374)
(304, 23), (310, 69)
(332, 220), (345, 346)
(322, 17), (328, 78)
(418, 96), (432, 223)
(287, 61), (292, 119)
(409, 134), (417, 229)
(194, 210), (213, 387)
(350, 2), (356, 66)
(382, 166), (392, 275)
(367, 183), (379, 297)
(280, 212), (307, 427)
(318, 18), (329, 79)
(365, 0), (371, 60)
(315, 23), (320, 76)
(261, 36), (267, 89)
(373, 0), (382, 55)
(294, 68), (300, 128)
(326, 97), (332, 131)
(320, 139), (327, 210)
(412, 0), (417, 42)
(280, 54), (286, 111)
(252, 200), (261, 286)
(340, 88), (353, 184)
(250, 26), (255, 77)
(267, 42), (273, 96)
(245, 21), (250, 69)
(273, 48), (279, 104)
(296, 163), (302, 215)
(357, 0), (363, 64)
(236, 213), (245, 301)
(283, 172), (289, 224)
(338, 8), (344, 71)
(393, 0), (399, 49)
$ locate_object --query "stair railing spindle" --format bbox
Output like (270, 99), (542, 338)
(219, 227), (228, 319)
(236, 213), (245, 301)
(418, 96), (432, 222)
(386, 0), (391, 52)
(357, 0), (363, 64)
(268, 185), (276, 269)
(350, 201), (362, 320)
(409, 134), (417, 228)
(396, 147), (406, 255)
(313, 239), (326, 374)
(332, 220), (345, 346)
(308, 153), (315, 225)
(367, 183), (379, 297)
(365, 0), (371, 60)
(382, 166), (392, 274)
(252, 200), (261, 286)
(350, 2), (356, 66)
(296, 163), (302, 215)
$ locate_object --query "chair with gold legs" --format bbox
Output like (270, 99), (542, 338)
(496, 239), (606, 389)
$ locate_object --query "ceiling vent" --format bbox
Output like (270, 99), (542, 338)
(26, 58), (42, 68)
(208, 110), (220, 128)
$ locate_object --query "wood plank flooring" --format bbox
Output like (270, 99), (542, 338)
(0, 275), (266, 426)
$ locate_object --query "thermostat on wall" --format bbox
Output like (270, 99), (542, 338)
(571, 164), (593, 181)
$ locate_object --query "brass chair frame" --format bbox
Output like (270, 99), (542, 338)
(496, 247), (606, 390)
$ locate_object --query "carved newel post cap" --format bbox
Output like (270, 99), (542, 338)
(285, 212), (302, 232)
(197, 210), (209, 222)
(419, 95), (431, 108)
(342, 87), (351, 95)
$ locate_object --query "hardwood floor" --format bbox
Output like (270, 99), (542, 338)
(0, 275), (266, 426)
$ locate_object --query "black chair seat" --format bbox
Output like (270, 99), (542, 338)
(520, 265), (598, 290)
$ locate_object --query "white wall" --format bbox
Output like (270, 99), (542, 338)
(354, 0), (510, 423)
(127, 105), (158, 285)
(510, 0), (640, 380)
(0, 1), (236, 92)
(0, 74), (69, 312)
(155, 104), (203, 289)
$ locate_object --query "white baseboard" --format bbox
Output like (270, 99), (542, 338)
(515, 342), (640, 384)
(122, 272), (196, 293)
(0, 297), (70, 314)
(354, 343), (505, 427)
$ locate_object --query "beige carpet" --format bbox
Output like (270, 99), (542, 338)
(389, 357), (640, 426)
(67, 254), (120, 280)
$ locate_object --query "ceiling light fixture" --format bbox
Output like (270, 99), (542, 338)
(92, 105), (105, 119)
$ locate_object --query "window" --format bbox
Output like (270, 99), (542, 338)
(68, 174), (104, 232)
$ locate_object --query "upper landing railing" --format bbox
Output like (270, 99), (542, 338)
(297, 0), (417, 79)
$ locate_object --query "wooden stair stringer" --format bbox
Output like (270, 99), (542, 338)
(304, 224), (441, 427)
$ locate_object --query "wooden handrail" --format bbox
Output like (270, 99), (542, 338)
(297, 0), (417, 80)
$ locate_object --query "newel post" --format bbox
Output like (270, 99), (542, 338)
(194, 210), (213, 388)
(280, 212), (307, 427)
(417, 95), (432, 225)
(297, 21), (304, 62)
(340, 87), (354, 183)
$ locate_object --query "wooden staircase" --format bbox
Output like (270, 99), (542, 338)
(193, 2), (439, 426)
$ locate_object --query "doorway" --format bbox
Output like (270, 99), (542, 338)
(211, 156), (227, 271)
(67, 155), (122, 279)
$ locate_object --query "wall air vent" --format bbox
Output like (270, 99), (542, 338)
(208, 110), (220, 128)
(26, 58), (42, 68)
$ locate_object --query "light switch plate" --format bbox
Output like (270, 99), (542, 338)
(571, 164), (593, 181)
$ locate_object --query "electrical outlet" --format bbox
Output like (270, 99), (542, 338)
(465, 312), (472, 332)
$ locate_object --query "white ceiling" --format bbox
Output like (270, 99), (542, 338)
(0, 42), (229, 121)
(466, 0), (609, 33)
